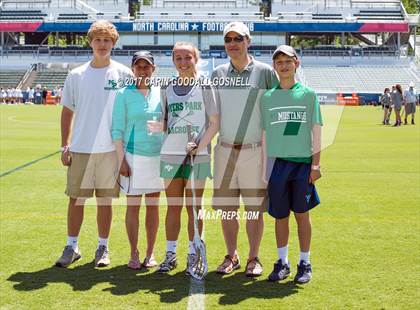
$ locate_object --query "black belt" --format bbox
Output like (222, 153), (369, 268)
(220, 141), (262, 150)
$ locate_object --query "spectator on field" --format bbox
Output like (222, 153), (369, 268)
(28, 87), (34, 104)
(22, 87), (29, 104)
(34, 86), (42, 104)
(57, 86), (62, 104)
(10, 87), (17, 104)
(380, 88), (392, 125)
(42, 87), (48, 104)
(16, 87), (23, 104)
(1, 88), (6, 104)
(403, 82), (418, 125)
(51, 87), (57, 104)
(391, 84), (403, 126)
(53, 86), (61, 104)
(6, 87), (13, 104)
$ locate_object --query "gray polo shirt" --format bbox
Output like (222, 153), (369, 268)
(211, 58), (278, 144)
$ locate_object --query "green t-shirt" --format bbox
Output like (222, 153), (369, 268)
(261, 82), (323, 164)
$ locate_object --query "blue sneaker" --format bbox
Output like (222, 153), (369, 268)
(268, 259), (290, 282)
(294, 260), (312, 284)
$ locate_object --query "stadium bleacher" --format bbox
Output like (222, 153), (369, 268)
(122, 45), (174, 51)
(154, 66), (178, 78)
(0, 70), (26, 88)
(209, 45), (277, 51)
(312, 13), (343, 20)
(301, 65), (419, 93)
(0, 10), (47, 20)
(354, 10), (405, 20)
(57, 13), (89, 20)
(150, 0), (245, 9)
(0, 0), (418, 101)
(269, 0), (407, 22)
(136, 11), (264, 21)
(1, 0), (51, 8)
(31, 69), (68, 90)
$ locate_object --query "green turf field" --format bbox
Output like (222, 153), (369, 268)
(0, 105), (419, 309)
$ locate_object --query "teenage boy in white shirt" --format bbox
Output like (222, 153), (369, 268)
(55, 20), (132, 268)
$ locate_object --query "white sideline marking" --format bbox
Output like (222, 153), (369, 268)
(187, 229), (205, 310)
(187, 278), (205, 310)
(7, 115), (56, 126)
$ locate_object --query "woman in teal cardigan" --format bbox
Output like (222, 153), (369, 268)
(111, 51), (164, 270)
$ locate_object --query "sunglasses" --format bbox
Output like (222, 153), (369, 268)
(224, 36), (245, 43)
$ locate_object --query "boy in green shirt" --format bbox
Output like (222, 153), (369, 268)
(261, 45), (322, 284)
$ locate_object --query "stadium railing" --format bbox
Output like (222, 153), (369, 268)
(0, 47), (402, 60)
(135, 11), (264, 21)
(1, 0), (51, 9)
(350, 0), (402, 9)
(148, 0), (243, 9)
(17, 63), (36, 89)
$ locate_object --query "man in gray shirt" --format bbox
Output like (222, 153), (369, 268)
(211, 22), (278, 277)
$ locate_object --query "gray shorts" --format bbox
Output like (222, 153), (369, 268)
(394, 103), (402, 111)
(405, 102), (416, 115)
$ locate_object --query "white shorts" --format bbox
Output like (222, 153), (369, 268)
(120, 153), (164, 196)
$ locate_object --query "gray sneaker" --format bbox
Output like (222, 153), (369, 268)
(185, 254), (197, 276)
(94, 245), (110, 267)
(156, 251), (177, 273)
(55, 246), (81, 268)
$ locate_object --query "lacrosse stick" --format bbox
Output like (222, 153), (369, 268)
(186, 125), (208, 280)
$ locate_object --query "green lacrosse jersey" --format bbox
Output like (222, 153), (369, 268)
(261, 82), (323, 163)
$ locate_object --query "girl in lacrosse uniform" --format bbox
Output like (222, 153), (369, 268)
(154, 42), (219, 274)
(391, 84), (404, 126)
(380, 88), (392, 125)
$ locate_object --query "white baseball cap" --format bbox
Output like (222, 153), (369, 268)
(409, 81), (415, 87)
(272, 45), (298, 59)
(223, 22), (251, 38)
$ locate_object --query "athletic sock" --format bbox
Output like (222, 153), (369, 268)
(300, 251), (310, 264)
(188, 241), (196, 255)
(166, 240), (177, 254)
(98, 237), (108, 249)
(67, 236), (79, 251)
(277, 245), (289, 265)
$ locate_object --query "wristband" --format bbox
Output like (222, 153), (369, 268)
(311, 165), (321, 171)
(60, 146), (70, 153)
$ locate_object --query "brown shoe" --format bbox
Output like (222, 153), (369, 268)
(245, 257), (263, 277)
(216, 254), (240, 274)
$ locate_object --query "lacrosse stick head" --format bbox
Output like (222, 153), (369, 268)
(190, 237), (208, 280)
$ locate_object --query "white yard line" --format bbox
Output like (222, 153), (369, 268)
(187, 277), (205, 310)
(7, 115), (56, 126)
(187, 227), (205, 310)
